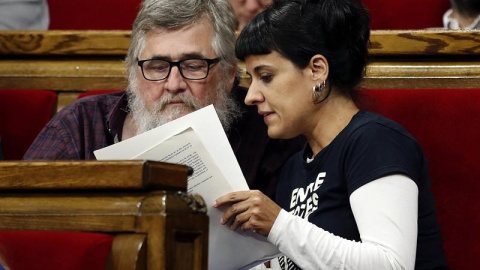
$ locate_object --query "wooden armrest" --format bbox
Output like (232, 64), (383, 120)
(0, 160), (191, 191)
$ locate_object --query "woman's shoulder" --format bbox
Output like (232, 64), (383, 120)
(348, 110), (417, 143)
(341, 110), (425, 161)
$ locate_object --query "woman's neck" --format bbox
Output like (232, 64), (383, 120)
(306, 96), (359, 158)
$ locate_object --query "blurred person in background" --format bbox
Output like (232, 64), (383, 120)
(443, 0), (480, 29)
(0, 0), (49, 30)
(228, 0), (272, 30)
(0, 255), (8, 270)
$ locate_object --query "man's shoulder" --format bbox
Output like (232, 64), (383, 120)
(51, 91), (125, 126)
(62, 91), (124, 113)
(74, 90), (125, 108)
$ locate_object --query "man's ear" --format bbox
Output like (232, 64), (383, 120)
(307, 54), (329, 82)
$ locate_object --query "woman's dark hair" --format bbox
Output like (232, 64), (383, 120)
(235, 0), (371, 98)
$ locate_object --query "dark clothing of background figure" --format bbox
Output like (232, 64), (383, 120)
(276, 111), (449, 270)
(23, 87), (305, 198)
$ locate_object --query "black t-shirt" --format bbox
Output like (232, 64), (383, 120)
(276, 111), (449, 270)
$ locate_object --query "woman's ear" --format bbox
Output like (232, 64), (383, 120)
(307, 54), (328, 82)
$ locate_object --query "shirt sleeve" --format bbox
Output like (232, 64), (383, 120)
(267, 174), (418, 270)
(23, 124), (73, 160)
(23, 106), (84, 160)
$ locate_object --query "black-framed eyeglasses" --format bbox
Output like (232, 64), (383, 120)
(137, 58), (221, 81)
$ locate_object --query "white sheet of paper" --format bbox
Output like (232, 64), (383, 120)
(95, 105), (246, 191)
(94, 105), (279, 270)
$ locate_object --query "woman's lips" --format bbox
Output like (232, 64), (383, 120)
(259, 111), (275, 123)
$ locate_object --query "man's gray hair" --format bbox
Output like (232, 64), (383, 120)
(125, 0), (238, 84)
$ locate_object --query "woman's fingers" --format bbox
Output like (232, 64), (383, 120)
(230, 209), (251, 231)
(221, 200), (249, 225)
(214, 191), (250, 207)
(215, 190), (281, 237)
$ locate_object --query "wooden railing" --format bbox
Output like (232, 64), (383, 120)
(0, 160), (208, 270)
(0, 30), (130, 111)
(1, 30), (479, 111)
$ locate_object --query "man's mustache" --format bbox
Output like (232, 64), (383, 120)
(155, 93), (201, 111)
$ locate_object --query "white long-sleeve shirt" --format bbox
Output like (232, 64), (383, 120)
(251, 174), (418, 270)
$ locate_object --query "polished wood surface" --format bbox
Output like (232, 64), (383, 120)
(0, 59), (127, 91)
(106, 234), (147, 270)
(368, 30), (480, 56)
(0, 30), (131, 55)
(1, 30), (479, 113)
(0, 160), (190, 191)
(1, 30), (479, 93)
(237, 59), (480, 90)
(0, 160), (208, 270)
(1, 30), (479, 56)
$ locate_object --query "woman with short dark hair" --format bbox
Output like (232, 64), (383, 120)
(215, 0), (449, 269)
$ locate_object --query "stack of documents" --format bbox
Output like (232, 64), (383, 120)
(95, 105), (279, 270)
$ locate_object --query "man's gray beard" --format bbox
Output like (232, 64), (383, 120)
(127, 81), (242, 136)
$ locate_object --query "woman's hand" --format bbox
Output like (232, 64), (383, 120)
(214, 190), (282, 237)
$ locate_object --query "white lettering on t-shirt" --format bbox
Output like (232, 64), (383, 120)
(289, 172), (325, 219)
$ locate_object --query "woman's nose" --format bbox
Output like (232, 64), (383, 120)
(244, 83), (264, 106)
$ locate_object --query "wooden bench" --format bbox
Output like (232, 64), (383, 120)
(0, 30), (479, 111)
(0, 160), (208, 270)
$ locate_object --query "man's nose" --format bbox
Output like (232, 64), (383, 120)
(164, 66), (187, 93)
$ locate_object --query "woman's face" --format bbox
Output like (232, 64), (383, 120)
(244, 51), (316, 139)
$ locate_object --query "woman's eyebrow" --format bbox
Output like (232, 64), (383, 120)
(253, 65), (269, 73)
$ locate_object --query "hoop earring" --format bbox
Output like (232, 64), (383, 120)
(312, 80), (326, 104)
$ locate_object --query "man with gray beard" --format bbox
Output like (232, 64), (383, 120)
(23, 0), (304, 197)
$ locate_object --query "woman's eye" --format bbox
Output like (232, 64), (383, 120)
(260, 74), (273, 83)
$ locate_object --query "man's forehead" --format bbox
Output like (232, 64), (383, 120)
(147, 52), (206, 61)
(142, 21), (216, 59)
(147, 17), (215, 40)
